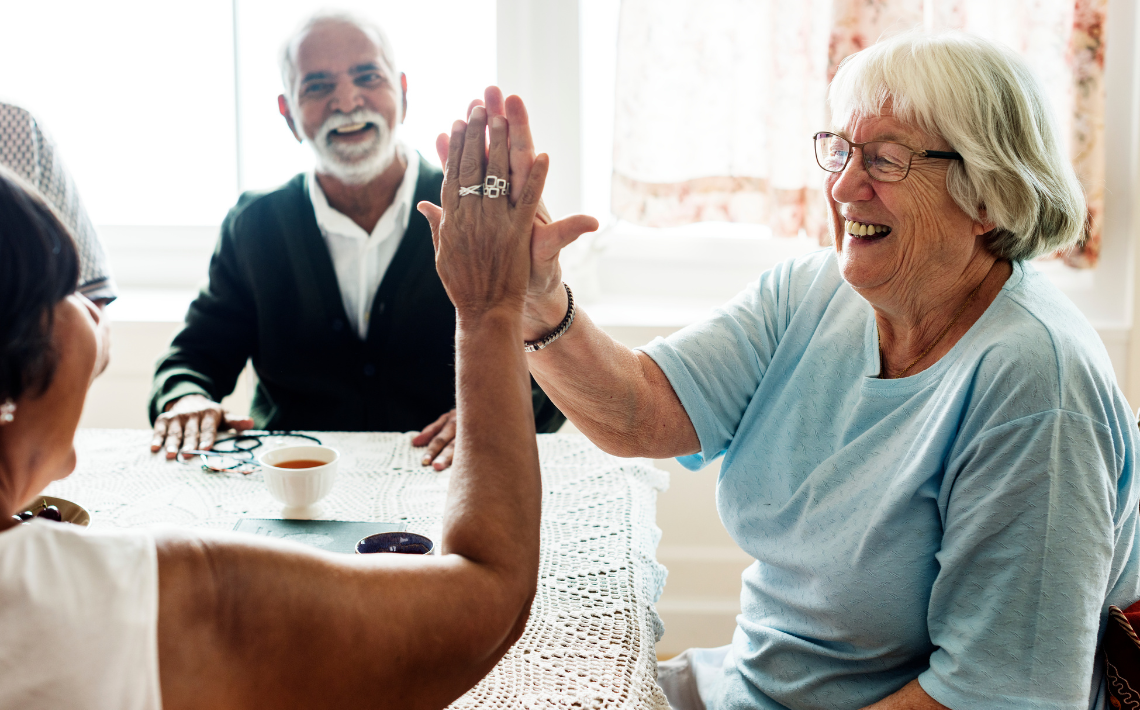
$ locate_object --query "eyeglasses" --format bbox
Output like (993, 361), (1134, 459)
(813, 131), (963, 183)
(176, 431), (324, 474)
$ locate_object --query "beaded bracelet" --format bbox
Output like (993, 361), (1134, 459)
(524, 283), (575, 353)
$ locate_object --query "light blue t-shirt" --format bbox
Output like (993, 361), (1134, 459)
(641, 250), (1140, 710)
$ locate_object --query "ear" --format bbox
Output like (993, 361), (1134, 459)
(399, 73), (408, 124)
(278, 95), (303, 143)
(973, 205), (995, 238)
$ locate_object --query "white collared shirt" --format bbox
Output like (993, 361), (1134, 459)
(308, 144), (420, 340)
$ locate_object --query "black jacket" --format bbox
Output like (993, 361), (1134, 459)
(149, 160), (564, 432)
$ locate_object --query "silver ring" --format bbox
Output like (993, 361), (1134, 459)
(484, 175), (509, 199)
(458, 184), (482, 197)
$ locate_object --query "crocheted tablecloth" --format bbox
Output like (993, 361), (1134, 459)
(52, 430), (671, 709)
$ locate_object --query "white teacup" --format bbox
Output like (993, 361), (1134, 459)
(258, 445), (339, 519)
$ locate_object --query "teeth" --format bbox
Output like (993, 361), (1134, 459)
(334, 122), (369, 133)
(845, 219), (889, 236)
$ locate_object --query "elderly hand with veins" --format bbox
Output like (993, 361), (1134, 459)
(414, 89), (598, 472)
(434, 88), (599, 343)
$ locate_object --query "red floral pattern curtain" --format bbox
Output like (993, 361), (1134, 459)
(612, 0), (1107, 266)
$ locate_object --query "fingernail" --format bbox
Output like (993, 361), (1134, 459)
(452, 120), (465, 132)
(471, 106), (485, 119)
(422, 457), (431, 465)
(492, 115), (506, 129)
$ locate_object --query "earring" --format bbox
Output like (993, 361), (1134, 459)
(0, 399), (15, 424)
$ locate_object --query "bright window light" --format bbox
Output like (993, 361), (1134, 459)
(0, 0), (494, 227)
(0, 0), (238, 226)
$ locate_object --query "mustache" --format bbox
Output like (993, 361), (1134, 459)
(317, 109), (390, 143)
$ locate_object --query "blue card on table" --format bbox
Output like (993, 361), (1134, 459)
(233, 518), (407, 554)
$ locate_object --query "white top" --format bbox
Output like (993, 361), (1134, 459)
(0, 520), (160, 710)
(307, 144), (420, 340)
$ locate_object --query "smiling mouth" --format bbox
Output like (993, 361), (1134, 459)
(845, 219), (892, 239)
(330, 122), (375, 137)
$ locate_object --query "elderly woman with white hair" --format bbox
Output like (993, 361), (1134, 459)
(472, 31), (1140, 709)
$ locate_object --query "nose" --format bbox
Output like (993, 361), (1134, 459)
(329, 78), (364, 114)
(828, 147), (875, 204)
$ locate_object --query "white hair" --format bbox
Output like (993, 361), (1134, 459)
(829, 31), (1087, 261)
(278, 10), (400, 104)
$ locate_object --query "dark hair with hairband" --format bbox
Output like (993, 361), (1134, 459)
(0, 167), (80, 404)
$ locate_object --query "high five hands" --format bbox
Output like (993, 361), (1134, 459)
(417, 95), (542, 322)
(429, 88), (600, 340)
(413, 88), (597, 471)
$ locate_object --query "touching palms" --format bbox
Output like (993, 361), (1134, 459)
(430, 87), (599, 313)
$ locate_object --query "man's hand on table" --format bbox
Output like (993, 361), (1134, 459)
(151, 394), (254, 460)
(412, 408), (457, 470)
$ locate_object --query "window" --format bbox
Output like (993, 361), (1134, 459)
(570, 0), (1137, 391)
(0, 0), (494, 287)
(0, 0), (237, 225)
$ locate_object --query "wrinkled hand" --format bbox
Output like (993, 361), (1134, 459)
(150, 394), (254, 460)
(435, 88), (599, 339)
(411, 409), (457, 470)
(418, 103), (547, 319)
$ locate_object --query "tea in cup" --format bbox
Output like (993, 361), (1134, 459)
(258, 445), (339, 519)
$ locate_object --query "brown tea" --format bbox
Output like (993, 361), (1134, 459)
(274, 459), (327, 469)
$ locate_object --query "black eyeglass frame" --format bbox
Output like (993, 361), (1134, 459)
(813, 131), (963, 183)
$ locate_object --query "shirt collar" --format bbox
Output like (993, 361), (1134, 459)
(307, 142), (420, 242)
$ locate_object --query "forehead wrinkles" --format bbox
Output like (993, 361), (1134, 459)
(836, 113), (947, 151)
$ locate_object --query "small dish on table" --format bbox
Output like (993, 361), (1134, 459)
(14, 496), (90, 526)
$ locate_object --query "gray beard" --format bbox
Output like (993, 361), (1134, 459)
(307, 110), (398, 185)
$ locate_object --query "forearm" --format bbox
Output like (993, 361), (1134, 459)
(150, 317), (250, 423)
(441, 310), (541, 586)
(860, 680), (949, 710)
(157, 531), (538, 710)
(526, 305), (698, 458)
(149, 221), (257, 424)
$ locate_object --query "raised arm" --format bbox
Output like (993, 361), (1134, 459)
(438, 90), (699, 459)
(521, 286), (698, 458)
(156, 106), (547, 710)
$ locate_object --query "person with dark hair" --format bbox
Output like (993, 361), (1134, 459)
(0, 166), (90, 409)
(0, 106), (548, 708)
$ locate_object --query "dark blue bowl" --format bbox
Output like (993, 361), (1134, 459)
(356, 531), (435, 555)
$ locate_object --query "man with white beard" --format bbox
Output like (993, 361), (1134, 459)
(147, 12), (564, 466)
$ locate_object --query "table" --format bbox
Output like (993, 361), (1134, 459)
(51, 430), (672, 709)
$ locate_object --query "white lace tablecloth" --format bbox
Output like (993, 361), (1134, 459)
(51, 430), (671, 709)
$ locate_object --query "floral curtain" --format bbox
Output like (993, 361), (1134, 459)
(611, 0), (1107, 267)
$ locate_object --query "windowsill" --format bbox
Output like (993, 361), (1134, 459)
(104, 285), (721, 329)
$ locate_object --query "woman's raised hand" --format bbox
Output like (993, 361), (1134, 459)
(434, 88), (599, 340)
(418, 105), (547, 320)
